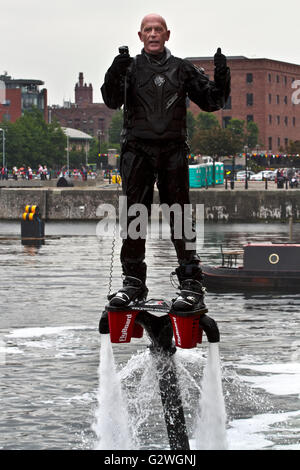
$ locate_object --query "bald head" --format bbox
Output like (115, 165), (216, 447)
(138, 13), (170, 55)
(140, 13), (168, 32)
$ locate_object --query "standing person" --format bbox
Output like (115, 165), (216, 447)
(101, 13), (230, 311)
(43, 165), (48, 180)
(38, 164), (44, 179)
(13, 166), (18, 180)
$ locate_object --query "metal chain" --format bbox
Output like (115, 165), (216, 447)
(107, 180), (120, 297)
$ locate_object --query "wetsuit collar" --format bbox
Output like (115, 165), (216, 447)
(142, 47), (171, 65)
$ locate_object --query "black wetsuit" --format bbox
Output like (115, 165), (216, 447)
(101, 48), (230, 284)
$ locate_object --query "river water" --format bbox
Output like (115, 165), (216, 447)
(0, 220), (299, 450)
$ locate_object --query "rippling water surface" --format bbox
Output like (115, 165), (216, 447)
(0, 220), (299, 450)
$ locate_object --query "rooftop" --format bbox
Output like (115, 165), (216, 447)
(0, 74), (44, 86)
(185, 56), (300, 67)
(62, 127), (93, 140)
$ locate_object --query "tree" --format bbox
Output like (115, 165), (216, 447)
(186, 110), (196, 141)
(226, 118), (259, 150)
(108, 110), (123, 145)
(196, 112), (220, 130)
(287, 140), (300, 154)
(0, 109), (66, 168)
(192, 127), (244, 157)
(246, 121), (259, 149)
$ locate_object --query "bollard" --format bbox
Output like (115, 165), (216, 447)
(21, 205), (45, 244)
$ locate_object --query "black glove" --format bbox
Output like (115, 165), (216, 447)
(214, 47), (227, 68)
(110, 53), (132, 76)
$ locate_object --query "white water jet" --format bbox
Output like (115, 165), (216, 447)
(92, 334), (132, 449)
(193, 343), (228, 450)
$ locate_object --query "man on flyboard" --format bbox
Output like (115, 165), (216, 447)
(101, 13), (230, 313)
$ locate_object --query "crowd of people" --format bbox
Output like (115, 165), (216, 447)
(0, 164), (50, 180)
(0, 164), (97, 181)
(276, 168), (299, 188)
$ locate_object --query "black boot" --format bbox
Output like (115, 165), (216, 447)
(108, 276), (148, 307)
(172, 264), (206, 312)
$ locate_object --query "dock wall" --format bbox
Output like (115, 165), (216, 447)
(1, 187), (300, 222)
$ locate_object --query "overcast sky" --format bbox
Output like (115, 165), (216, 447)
(1, 0), (300, 105)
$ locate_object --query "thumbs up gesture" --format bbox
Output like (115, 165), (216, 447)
(214, 47), (227, 68)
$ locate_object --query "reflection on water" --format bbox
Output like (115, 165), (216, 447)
(0, 220), (299, 450)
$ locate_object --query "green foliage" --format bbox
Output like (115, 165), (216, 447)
(190, 114), (259, 156)
(108, 110), (123, 145)
(246, 121), (259, 148)
(88, 137), (120, 165)
(192, 127), (243, 157)
(287, 140), (300, 154)
(0, 108), (66, 168)
(187, 110), (196, 141)
(196, 112), (220, 130)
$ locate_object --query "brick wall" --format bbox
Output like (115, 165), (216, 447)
(187, 57), (300, 152)
(0, 88), (22, 122)
(49, 104), (115, 139)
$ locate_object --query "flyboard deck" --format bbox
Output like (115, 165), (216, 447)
(106, 298), (208, 316)
(102, 299), (218, 349)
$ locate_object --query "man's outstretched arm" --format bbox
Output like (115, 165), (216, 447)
(184, 48), (231, 112)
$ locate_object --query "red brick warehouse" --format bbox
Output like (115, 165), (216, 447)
(187, 56), (300, 153)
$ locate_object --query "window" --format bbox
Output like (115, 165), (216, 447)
(268, 137), (272, 150)
(293, 117), (296, 127)
(277, 116), (280, 125)
(284, 96), (288, 104)
(276, 75), (280, 83)
(268, 94), (272, 104)
(285, 138), (289, 147)
(284, 116), (288, 126)
(247, 115), (254, 122)
(269, 115), (272, 124)
(222, 116), (231, 128)
(246, 93), (253, 106)
(246, 73), (253, 83)
(276, 95), (280, 104)
(268, 73), (272, 82)
(284, 76), (287, 86)
(224, 96), (231, 110)
(277, 137), (280, 147)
